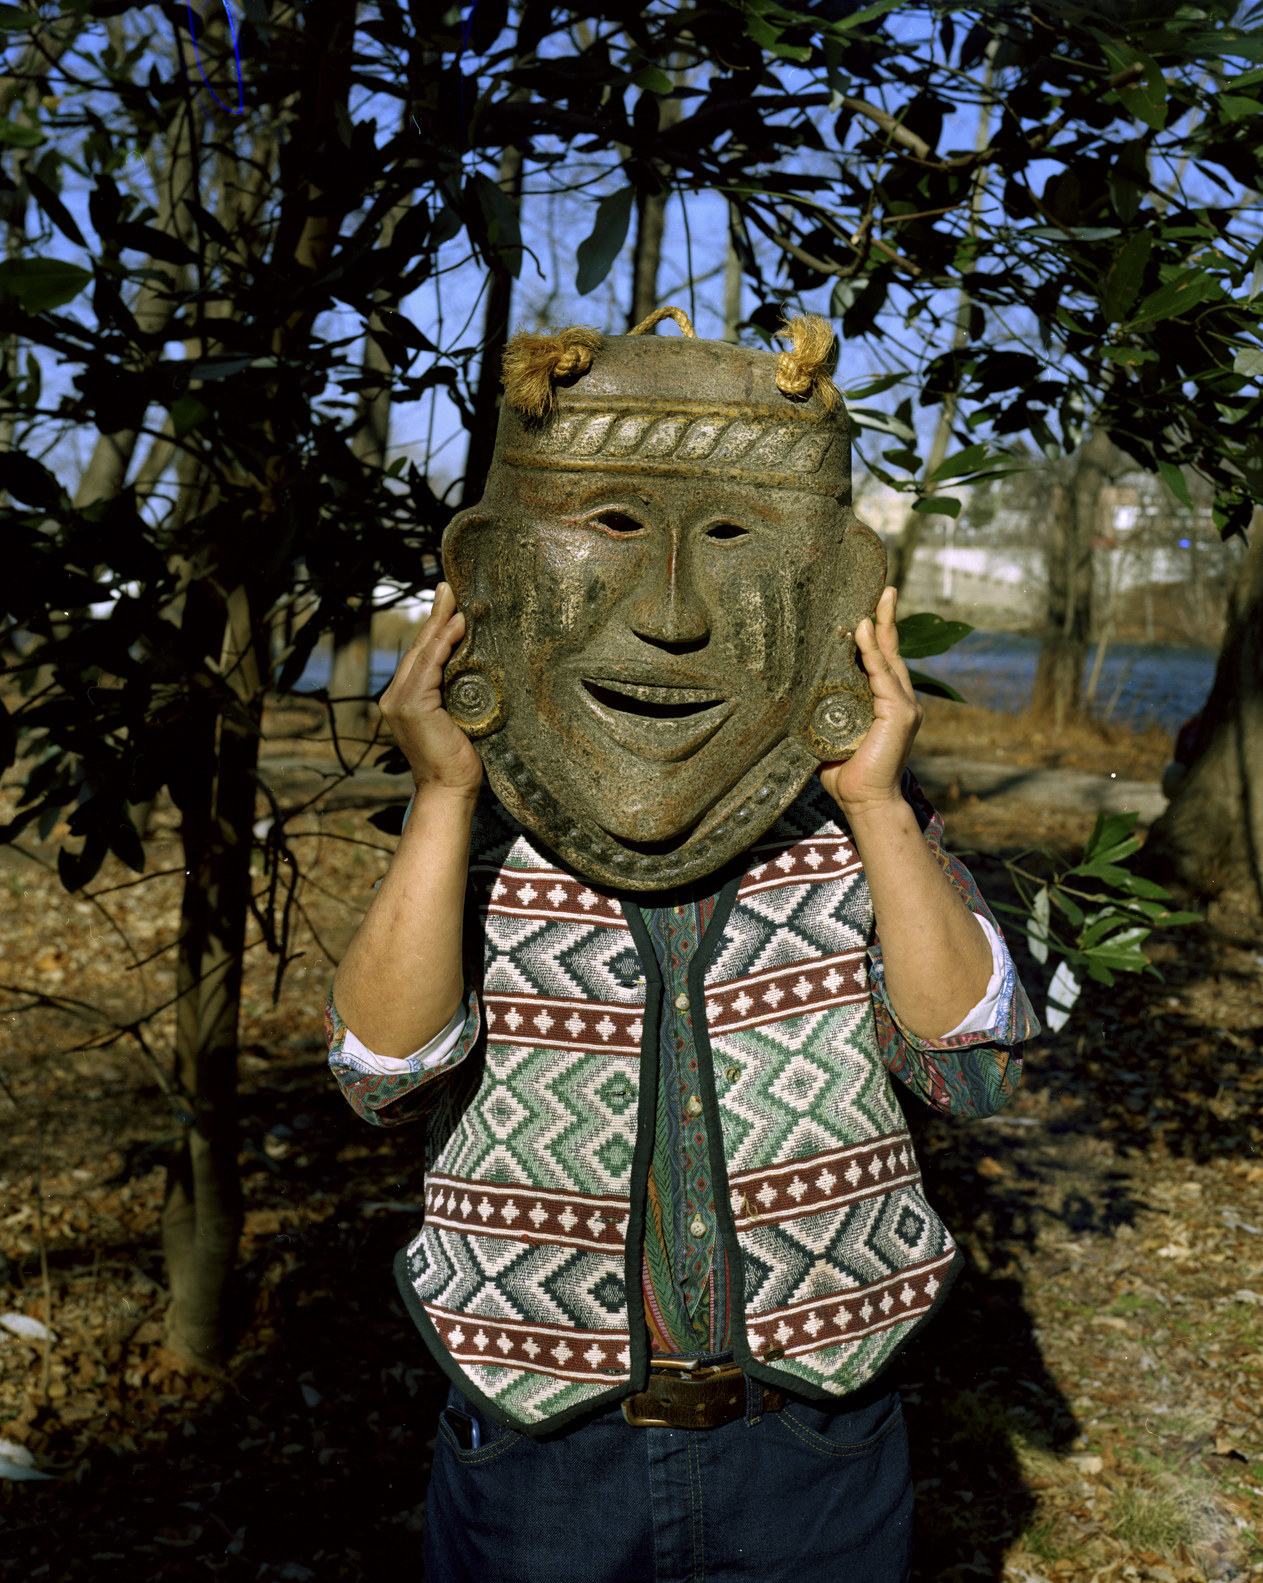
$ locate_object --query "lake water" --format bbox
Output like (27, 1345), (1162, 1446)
(296, 632), (1219, 739)
(910, 632), (1217, 735)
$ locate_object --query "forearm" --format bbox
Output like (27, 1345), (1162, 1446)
(331, 786), (477, 1058)
(843, 793), (993, 1040)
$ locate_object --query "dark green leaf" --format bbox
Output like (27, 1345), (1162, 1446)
(912, 495), (962, 518)
(109, 817), (145, 873)
(1127, 269), (1218, 329)
(897, 611), (974, 658)
(471, 173), (523, 278)
(1217, 94), (1259, 122)
(820, 0), (901, 31)
(0, 451), (62, 509)
(906, 669), (964, 702)
(1103, 45), (1167, 130)
(1083, 810), (1140, 862)
(929, 444), (987, 483)
(575, 186), (634, 296)
(1102, 232), (1152, 323)
(1073, 860), (1143, 888)
(171, 395), (209, 438)
(631, 65), (674, 95)
(843, 370), (907, 401)
(0, 257), (92, 312)
(114, 222), (199, 267)
(0, 5), (39, 26)
(58, 834), (109, 893)
(1049, 889), (1085, 927)
(24, 169), (87, 248)
(1156, 459), (1193, 507)
(0, 119), (45, 146)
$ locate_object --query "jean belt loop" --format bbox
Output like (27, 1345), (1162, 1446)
(745, 1373), (764, 1426)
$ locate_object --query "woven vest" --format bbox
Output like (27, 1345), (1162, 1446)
(394, 781), (960, 1434)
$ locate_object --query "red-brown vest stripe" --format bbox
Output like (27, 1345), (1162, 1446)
(483, 996), (643, 1054)
(427, 1305), (633, 1382)
(424, 1178), (630, 1252)
(702, 954), (868, 1032)
(738, 841), (862, 894)
(747, 1252), (955, 1357)
(728, 1133), (919, 1225)
(470, 869), (627, 927)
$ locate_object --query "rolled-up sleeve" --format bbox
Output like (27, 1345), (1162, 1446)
(326, 988), (482, 1127)
(868, 773), (1039, 1118)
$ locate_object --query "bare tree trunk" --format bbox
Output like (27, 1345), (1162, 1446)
(160, 0), (358, 1366)
(723, 204), (743, 343)
(1030, 431), (1118, 727)
(1143, 524), (1263, 913)
(163, 583), (260, 1366)
(328, 201), (411, 743)
(463, 140), (524, 507)
(627, 84), (684, 329)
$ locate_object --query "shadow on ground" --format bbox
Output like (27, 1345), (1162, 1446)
(3, 886), (1257, 1582)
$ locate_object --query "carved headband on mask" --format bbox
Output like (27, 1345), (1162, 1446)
(441, 306), (886, 891)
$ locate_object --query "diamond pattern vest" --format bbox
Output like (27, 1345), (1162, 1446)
(394, 780), (960, 1434)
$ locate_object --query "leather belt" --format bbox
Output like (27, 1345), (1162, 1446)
(621, 1358), (786, 1429)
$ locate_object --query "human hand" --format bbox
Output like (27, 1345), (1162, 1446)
(378, 583), (484, 799)
(818, 585), (922, 819)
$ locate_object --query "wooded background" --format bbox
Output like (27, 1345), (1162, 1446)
(1, 0), (1261, 1422)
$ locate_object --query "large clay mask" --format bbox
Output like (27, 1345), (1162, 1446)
(441, 312), (886, 890)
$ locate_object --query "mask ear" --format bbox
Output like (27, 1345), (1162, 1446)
(441, 511), (508, 739)
(804, 514), (887, 761)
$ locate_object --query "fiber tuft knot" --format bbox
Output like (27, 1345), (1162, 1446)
(774, 313), (842, 412)
(502, 325), (603, 420)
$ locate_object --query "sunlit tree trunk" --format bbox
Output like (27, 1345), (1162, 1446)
(1143, 524), (1263, 913)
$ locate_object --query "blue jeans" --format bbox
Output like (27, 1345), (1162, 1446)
(423, 1373), (913, 1582)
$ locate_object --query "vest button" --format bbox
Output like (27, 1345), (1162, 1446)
(689, 1215), (707, 1238)
(673, 992), (690, 1012)
(685, 1095), (703, 1118)
(725, 1065), (741, 1082)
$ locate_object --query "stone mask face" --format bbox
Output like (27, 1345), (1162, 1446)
(441, 321), (886, 890)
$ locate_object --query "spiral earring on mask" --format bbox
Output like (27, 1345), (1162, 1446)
(442, 598), (508, 739)
(804, 628), (875, 762)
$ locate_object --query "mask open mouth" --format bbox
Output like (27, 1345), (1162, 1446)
(582, 680), (725, 719)
(579, 677), (733, 762)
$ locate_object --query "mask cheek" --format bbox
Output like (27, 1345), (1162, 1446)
(525, 531), (623, 649)
(729, 577), (795, 703)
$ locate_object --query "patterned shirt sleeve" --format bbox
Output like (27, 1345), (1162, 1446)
(868, 772), (1039, 1118)
(325, 988), (482, 1128)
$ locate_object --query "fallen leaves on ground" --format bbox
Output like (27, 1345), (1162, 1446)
(0, 724), (1260, 1582)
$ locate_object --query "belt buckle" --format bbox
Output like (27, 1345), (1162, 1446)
(621, 1399), (677, 1428)
(621, 1358), (747, 1428)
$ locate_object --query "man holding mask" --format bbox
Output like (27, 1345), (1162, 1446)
(325, 309), (1037, 1582)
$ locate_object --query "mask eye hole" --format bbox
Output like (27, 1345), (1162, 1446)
(705, 522), (749, 541)
(593, 511), (645, 537)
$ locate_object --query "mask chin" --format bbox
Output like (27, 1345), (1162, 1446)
(478, 730), (820, 891)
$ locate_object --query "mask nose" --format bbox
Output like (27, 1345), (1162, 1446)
(629, 527), (710, 650)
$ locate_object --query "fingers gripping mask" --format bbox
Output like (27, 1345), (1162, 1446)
(441, 306), (886, 891)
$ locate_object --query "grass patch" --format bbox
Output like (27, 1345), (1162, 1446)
(1110, 1294), (1163, 1314)
(1108, 1475), (1209, 1555)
